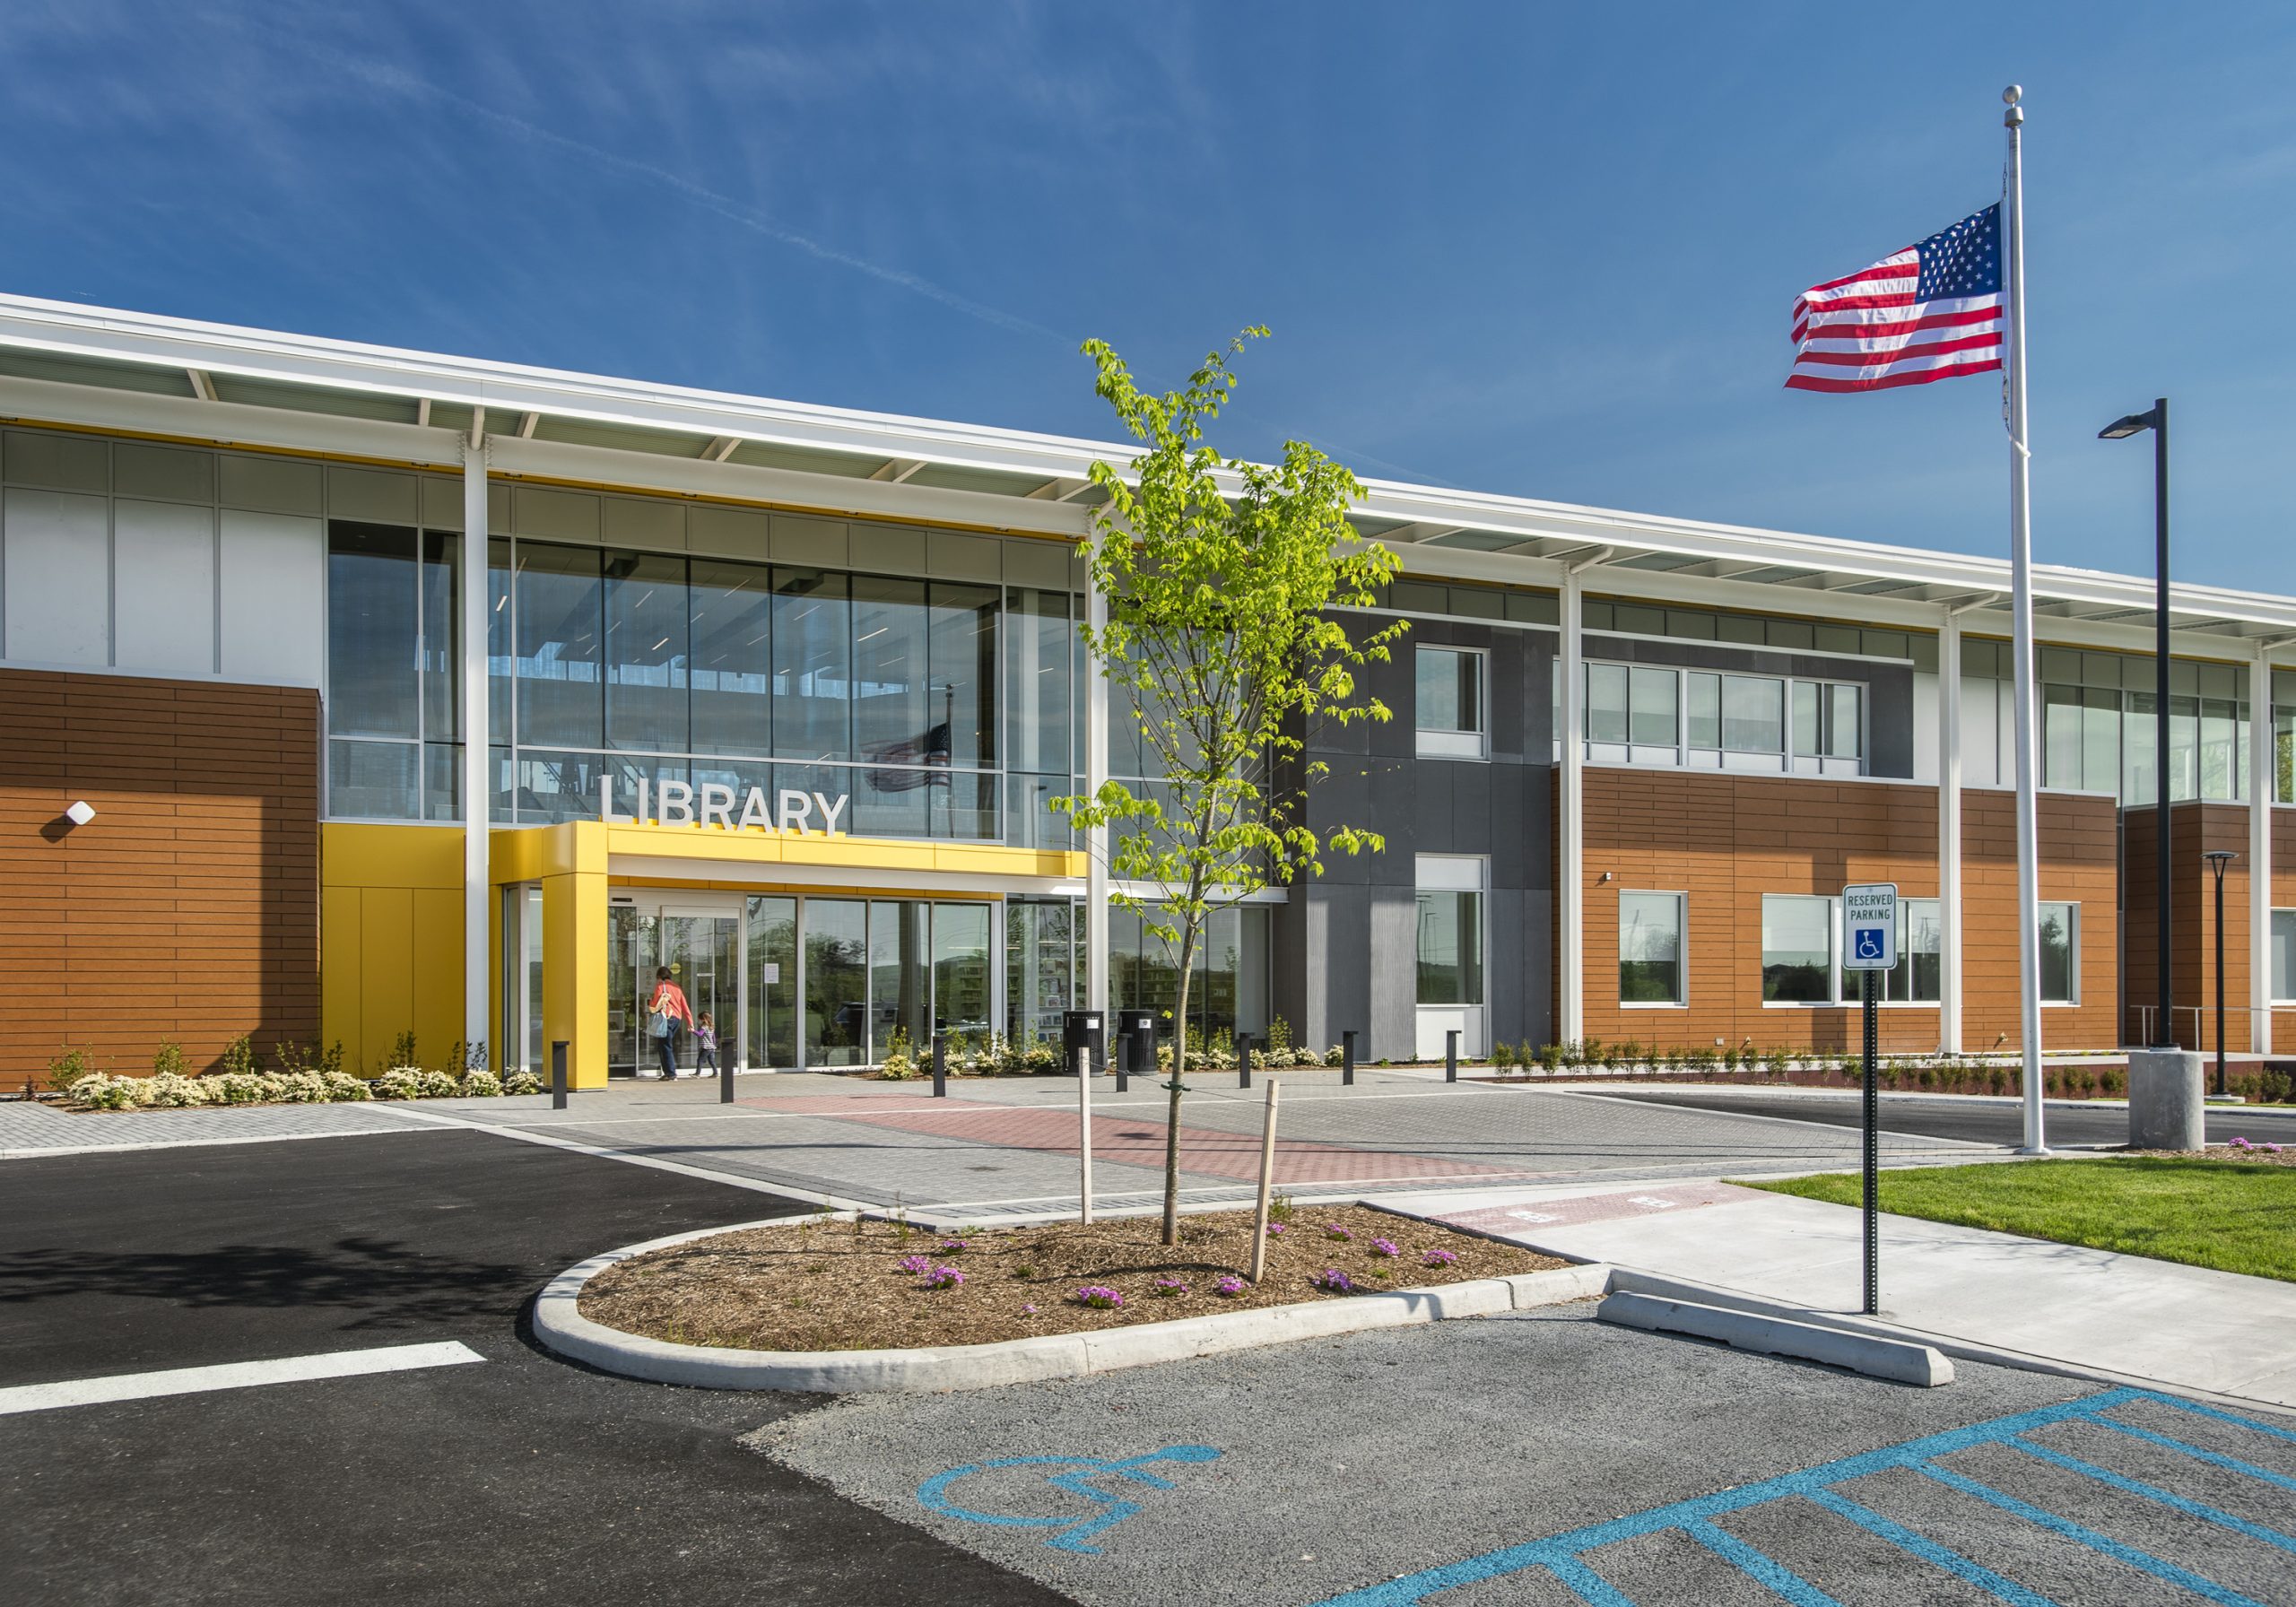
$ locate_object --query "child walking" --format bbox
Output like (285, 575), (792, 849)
(692, 1011), (719, 1078)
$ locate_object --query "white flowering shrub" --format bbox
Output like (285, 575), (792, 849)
(370, 1068), (422, 1100)
(205, 1073), (271, 1106)
(456, 1070), (503, 1098)
(268, 1072), (332, 1104)
(71, 1073), (138, 1110)
(414, 1069), (460, 1098)
(323, 1070), (370, 1101)
(501, 1071), (542, 1096)
(135, 1073), (212, 1108)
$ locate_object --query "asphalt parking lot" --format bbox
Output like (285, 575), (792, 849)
(0, 1131), (1063, 1607)
(757, 1309), (2296, 1607)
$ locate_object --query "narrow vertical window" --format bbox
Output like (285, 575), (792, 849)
(1416, 646), (1488, 758)
(1618, 892), (1684, 1004)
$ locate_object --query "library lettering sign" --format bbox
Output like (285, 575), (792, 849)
(599, 777), (852, 836)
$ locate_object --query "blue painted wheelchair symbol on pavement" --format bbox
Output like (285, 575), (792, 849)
(1853, 927), (1885, 960)
(917, 1444), (1222, 1554)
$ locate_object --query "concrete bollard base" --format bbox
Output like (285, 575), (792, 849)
(2127, 1048), (2205, 1151)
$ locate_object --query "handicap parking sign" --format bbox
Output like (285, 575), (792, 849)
(1840, 882), (1898, 970)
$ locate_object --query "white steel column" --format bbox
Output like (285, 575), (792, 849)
(2250, 644), (2274, 1053)
(2003, 86), (2046, 1153)
(460, 439), (491, 1064)
(1083, 549), (1109, 1020)
(1558, 567), (1586, 1047)
(1938, 612), (1964, 1054)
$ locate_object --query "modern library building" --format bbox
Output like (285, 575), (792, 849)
(3, 292), (2292, 1085)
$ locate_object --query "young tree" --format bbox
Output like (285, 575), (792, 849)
(1059, 329), (1405, 1247)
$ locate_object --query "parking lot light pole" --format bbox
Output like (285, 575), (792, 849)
(2205, 850), (2236, 1095)
(2100, 399), (2172, 1047)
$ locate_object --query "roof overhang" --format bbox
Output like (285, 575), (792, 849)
(2, 291), (2290, 656)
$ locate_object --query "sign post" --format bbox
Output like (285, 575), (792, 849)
(1840, 882), (1898, 1317)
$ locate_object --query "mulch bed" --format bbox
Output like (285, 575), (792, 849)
(2125, 1145), (2296, 1167)
(577, 1203), (1564, 1352)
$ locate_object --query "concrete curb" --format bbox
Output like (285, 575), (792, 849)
(530, 1221), (1610, 1394)
(1596, 1290), (1953, 1386)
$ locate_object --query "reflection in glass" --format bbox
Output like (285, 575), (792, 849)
(1006, 587), (1071, 776)
(1618, 892), (1682, 1003)
(1687, 673), (1721, 750)
(327, 523), (420, 738)
(870, 899), (930, 1059)
(804, 899), (868, 1067)
(1630, 667), (1676, 747)
(1005, 899), (1074, 1046)
(1722, 675), (1783, 753)
(1418, 647), (1483, 734)
(1586, 664), (1628, 743)
(516, 544), (604, 749)
(1416, 891), (1484, 1005)
(328, 739), (418, 820)
(771, 569), (849, 760)
(1762, 894), (1833, 1002)
(746, 896), (798, 1069)
(933, 902), (993, 1038)
(853, 576), (930, 764)
(690, 559), (773, 755)
(604, 551), (689, 752)
(931, 583), (999, 769)
(2038, 902), (2076, 1003)
(421, 532), (458, 745)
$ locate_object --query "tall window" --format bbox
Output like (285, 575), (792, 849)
(2272, 910), (2296, 1003)
(327, 521), (463, 821)
(1765, 893), (1942, 1004)
(1761, 895), (1836, 1003)
(2038, 902), (2078, 1004)
(1416, 646), (1487, 758)
(1415, 855), (1486, 1005)
(1619, 892), (1685, 1005)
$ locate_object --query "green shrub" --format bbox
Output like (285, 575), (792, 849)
(45, 1047), (93, 1094)
(152, 1040), (188, 1078)
(1265, 1017), (1295, 1061)
(878, 1027), (918, 1081)
(73, 1073), (137, 1110)
(457, 1070), (503, 1098)
(370, 1068), (421, 1100)
(1492, 1039), (1518, 1071)
(502, 1071), (542, 1096)
(218, 1033), (259, 1079)
(388, 1029), (419, 1071)
(138, 1072), (209, 1108)
(206, 1073), (269, 1106)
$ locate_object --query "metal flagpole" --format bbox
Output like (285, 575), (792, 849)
(2003, 84), (2047, 1155)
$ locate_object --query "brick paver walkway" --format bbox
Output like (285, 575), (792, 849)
(0, 1099), (433, 1157)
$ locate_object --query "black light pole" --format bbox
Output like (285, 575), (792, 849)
(2205, 850), (2236, 1096)
(2100, 399), (2171, 1047)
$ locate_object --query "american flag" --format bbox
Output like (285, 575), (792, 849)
(1787, 204), (2003, 393)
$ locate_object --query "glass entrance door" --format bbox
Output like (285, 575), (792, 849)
(607, 899), (741, 1076)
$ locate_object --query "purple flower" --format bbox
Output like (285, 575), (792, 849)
(1311, 1268), (1356, 1294)
(1368, 1238), (1399, 1258)
(1072, 1285), (1124, 1310)
(1322, 1224), (1353, 1242)
(1021, 1303), (1039, 1315)
(1422, 1247), (1459, 1268)
(2267, 1143), (2284, 1154)
(1151, 1277), (1189, 1298)
(1265, 1222), (1286, 1236)
(923, 1265), (965, 1290)
(938, 1238), (970, 1253)
(2232, 1136), (2254, 1150)
(1214, 1276), (1248, 1297)
(895, 1253), (934, 1274)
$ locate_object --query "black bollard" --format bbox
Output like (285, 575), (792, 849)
(1237, 1032), (1252, 1090)
(1446, 1029), (1458, 1083)
(719, 1047), (735, 1104)
(1116, 1029), (1130, 1093)
(1342, 1029), (1357, 1087)
(932, 1032), (947, 1099)
(551, 1040), (569, 1110)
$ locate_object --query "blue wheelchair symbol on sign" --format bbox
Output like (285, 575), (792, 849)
(917, 1444), (1222, 1554)
(1853, 927), (1886, 961)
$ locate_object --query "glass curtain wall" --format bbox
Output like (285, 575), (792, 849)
(1104, 903), (1268, 1048)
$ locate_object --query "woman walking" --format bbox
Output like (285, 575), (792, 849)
(645, 965), (693, 1079)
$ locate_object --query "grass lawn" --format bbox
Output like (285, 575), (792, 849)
(1748, 1156), (2296, 1283)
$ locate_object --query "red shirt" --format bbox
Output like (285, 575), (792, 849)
(647, 981), (694, 1028)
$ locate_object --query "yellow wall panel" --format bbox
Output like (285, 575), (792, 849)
(356, 889), (414, 1073)
(320, 885), (363, 1067)
(410, 887), (466, 1067)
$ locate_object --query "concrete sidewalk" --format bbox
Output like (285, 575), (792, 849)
(1397, 1177), (2296, 1411)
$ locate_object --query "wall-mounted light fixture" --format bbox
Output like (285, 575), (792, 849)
(64, 801), (96, 826)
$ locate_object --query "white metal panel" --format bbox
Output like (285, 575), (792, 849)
(113, 441), (215, 504)
(1910, 672), (1939, 784)
(3, 487), (109, 665)
(113, 499), (215, 674)
(1961, 675), (2000, 787)
(219, 508), (324, 685)
(1414, 853), (1488, 891)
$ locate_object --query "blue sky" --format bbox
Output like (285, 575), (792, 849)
(3, 4), (2290, 591)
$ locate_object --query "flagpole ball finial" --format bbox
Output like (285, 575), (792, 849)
(2002, 83), (2022, 105)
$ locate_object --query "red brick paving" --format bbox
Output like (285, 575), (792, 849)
(737, 1092), (1514, 1186)
(1437, 1181), (1761, 1235)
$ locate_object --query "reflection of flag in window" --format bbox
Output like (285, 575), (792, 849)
(865, 720), (951, 792)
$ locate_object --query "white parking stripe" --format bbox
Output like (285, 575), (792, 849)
(0, 1341), (483, 1416)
